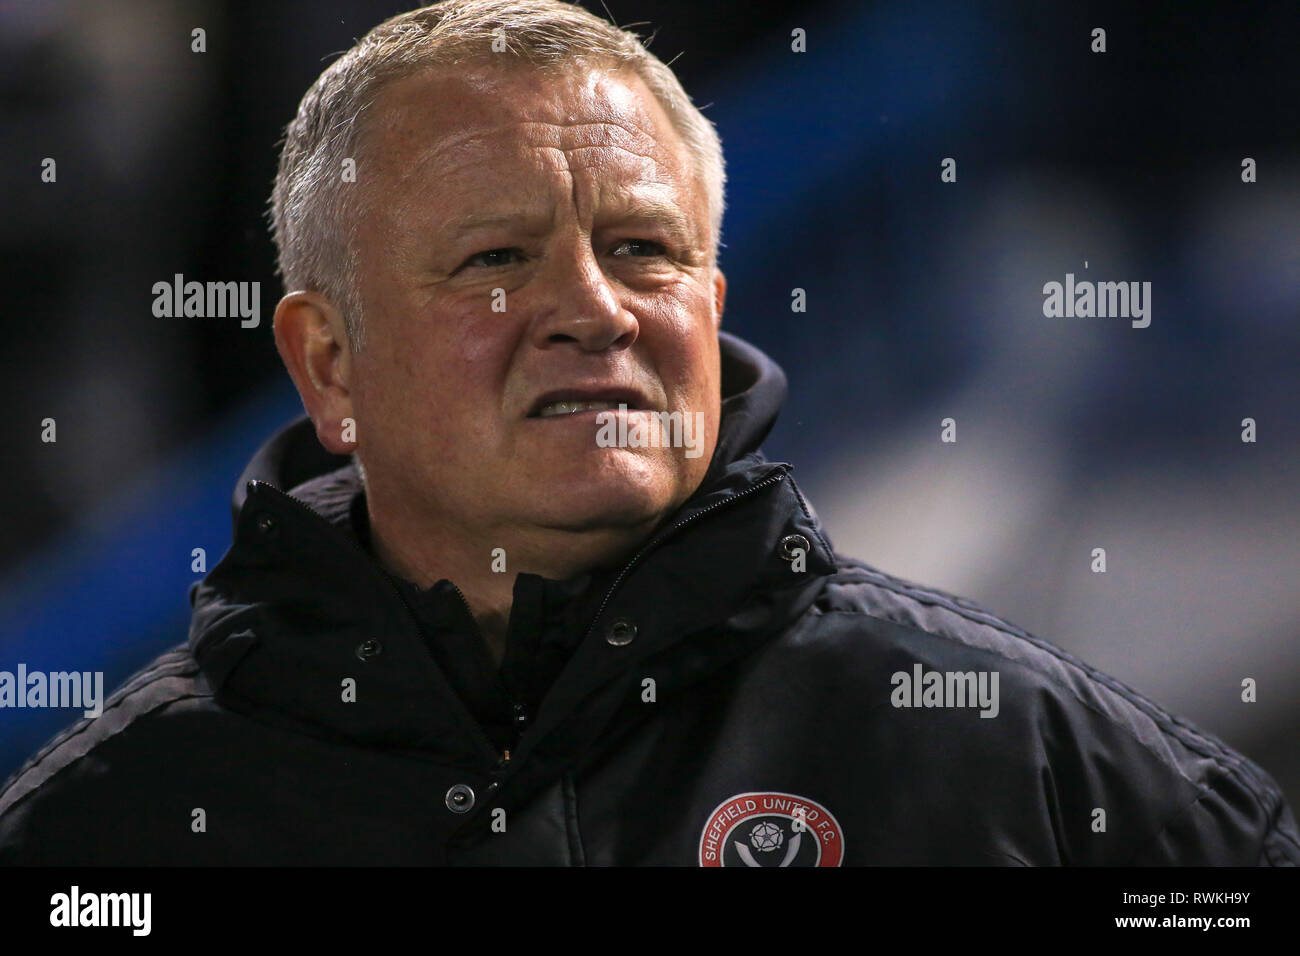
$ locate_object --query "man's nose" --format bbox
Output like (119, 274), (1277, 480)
(528, 241), (638, 352)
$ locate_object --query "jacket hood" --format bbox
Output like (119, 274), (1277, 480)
(187, 330), (834, 817)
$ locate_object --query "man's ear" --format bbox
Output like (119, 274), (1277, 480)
(272, 291), (357, 455)
(712, 267), (727, 330)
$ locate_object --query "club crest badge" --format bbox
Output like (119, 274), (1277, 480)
(699, 791), (844, 866)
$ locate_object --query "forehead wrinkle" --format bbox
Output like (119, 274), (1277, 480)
(368, 97), (698, 240)
(536, 119), (668, 157)
(389, 145), (670, 221)
(536, 145), (686, 232)
(386, 115), (675, 181)
(557, 144), (665, 174)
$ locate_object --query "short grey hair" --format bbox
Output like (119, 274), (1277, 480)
(269, 0), (727, 351)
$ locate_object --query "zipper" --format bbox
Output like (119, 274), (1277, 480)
(581, 467), (789, 643)
(447, 582), (478, 635)
(250, 480), (508, 763)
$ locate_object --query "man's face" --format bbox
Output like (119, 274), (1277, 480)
(346, 61), (724, 543)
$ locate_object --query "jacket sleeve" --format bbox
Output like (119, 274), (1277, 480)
(1122, 759), (1300, 865)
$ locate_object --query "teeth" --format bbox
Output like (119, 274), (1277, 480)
(537, 400), (625, 418)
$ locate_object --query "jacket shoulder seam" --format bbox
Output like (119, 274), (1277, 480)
(821, 565), (1286, 829)
(1262, 806), (1300, 860)
(0, 653), (207, 818)
(827, 564), (1242, 758)
(13, 647), (195, 774)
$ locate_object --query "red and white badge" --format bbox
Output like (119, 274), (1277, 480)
(699, 791), (844, 866)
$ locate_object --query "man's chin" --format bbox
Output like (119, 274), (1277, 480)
(521, 470), (684, 535)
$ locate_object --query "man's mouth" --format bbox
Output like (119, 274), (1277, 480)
(535, 399), (626, 418)
(526, 387), (651, 419)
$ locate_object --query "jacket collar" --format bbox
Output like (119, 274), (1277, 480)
(188, 331), (836, 774)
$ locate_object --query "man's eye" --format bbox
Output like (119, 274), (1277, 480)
(460, 241), (664, 271)
(612, 239), (667, 257)
(464, 248), (521, 269)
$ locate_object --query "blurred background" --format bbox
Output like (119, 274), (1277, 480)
(1, 0), (1297, 809)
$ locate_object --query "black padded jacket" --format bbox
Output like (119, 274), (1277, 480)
(1, 331), (1296, 866)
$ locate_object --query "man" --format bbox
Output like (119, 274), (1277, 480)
(1, 0), (1296, 866)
